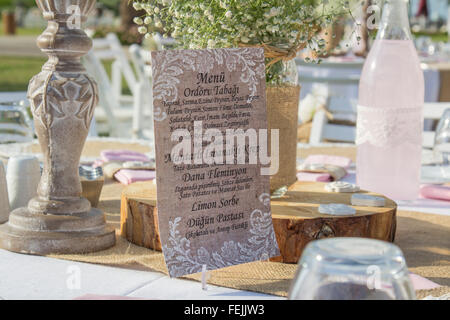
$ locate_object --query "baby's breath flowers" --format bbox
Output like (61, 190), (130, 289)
(132, 0), (350, 85)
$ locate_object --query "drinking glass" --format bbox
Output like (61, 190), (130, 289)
(0, 100), (34, 144)
(433, 109), (450, 179)
(288, 238), (415, 300)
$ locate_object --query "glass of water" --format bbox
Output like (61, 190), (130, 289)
(288, 238), (415, 300)
(0, 100), (34, 144)
(433, 109), (450, 179)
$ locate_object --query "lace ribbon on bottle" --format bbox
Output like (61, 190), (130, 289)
(356, 105), (422, 148)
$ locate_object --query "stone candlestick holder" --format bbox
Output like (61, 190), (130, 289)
(0, 0), (115, 254)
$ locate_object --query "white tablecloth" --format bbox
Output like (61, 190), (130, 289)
(0, 250), (280, 300)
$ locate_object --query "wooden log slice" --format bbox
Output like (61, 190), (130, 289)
(120, 181), (396, 263)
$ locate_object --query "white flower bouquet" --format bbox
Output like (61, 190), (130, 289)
(132, 0), (350, 85)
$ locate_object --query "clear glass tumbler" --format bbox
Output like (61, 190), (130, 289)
(433, 109), (450, 179)
(288, 238), (415, 300)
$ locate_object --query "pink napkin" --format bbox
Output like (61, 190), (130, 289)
(420, 184), (450, 201)
(297, 171), (331, 182)
(101, 150), (150, 163)
(409, 273), (441, 290)
(114, 169), (156, 185)
(303, 154), (352, 169)
(93, 150), (151, 168)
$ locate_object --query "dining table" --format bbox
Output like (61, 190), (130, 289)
(0, 138), (448, 300)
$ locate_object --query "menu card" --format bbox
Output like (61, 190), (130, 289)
(151, 48), (280, 277)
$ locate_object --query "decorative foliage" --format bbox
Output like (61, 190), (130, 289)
(132, 0), (351, 84)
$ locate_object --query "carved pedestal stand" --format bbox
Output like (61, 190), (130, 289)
(0, 0), (115, 254)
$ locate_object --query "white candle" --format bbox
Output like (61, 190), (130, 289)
(6, 155), (40, 211)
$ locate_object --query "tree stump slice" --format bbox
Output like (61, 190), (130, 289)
(120, 181), (396, 263)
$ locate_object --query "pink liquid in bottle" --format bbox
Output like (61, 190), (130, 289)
(356, 0), (424, 200)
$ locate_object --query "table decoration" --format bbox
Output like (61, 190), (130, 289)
(297, 164), (347, 181)
(420, 185), (450, 201)
(296, 154), (350, 181)
(133, 0), (350, 192)
(120, 180), (397, 264)
(351, 194), (386, 207)
(324, 181), (360, 193)
(79, 165), (104, 208)
(0, 0), (115, 254)
(50, 178), (449, 298)
(317, 203), (356, 216)
(356, 0), (424, 200)
(6, 155), (40, 211)
(150, 47), (280, 277)
(15, 140), (445, 299)
(114, 169), (156, 185)
(296, 171), (332, 182)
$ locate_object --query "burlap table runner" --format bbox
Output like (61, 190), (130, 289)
(38, 139), (449, 299)
(47, 181), (450, 299)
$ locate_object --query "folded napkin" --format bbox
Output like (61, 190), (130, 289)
(303, 154), (352, 169)
(99, 150), (150, 164)
(297, 163), (347, 181)
(420, 184), (450, 201)
(103, 161), (156, 179)
(297, 171), (331, 182)
(114, 169), (156, 185)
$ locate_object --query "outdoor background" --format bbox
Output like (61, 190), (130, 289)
(0, 0), (448, 93)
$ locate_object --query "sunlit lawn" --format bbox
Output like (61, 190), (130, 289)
(0, 56), (130, 94)
(0, 56), (45, 91)
(0, 20), (42, 36)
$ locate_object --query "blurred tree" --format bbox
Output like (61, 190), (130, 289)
(120, 0), (135, 28)
(98, 0), (121, 15)
(355, 0), (372, 57)
(119, 0), (143, 43)
(92, 0), (145, 45)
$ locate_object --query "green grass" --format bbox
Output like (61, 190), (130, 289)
(0, 56), (45, 91)
(0, 56), (131, 95)
(413, 32), (448, 43)
(13, 26), (43, 36)
(0, 19), (43, 36)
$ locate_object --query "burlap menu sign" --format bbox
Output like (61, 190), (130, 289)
(151, 48), (280, 277)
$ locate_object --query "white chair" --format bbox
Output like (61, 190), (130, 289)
(309, 96), (358, 144)
(129, 44), (154, 143)
(309, 101), (450, 147)
(297, 59), (361, 145)
(83, 50), (122, 137)
(84, 33), (153, 139)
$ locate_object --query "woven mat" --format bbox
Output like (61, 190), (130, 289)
(31, 140), (446, 299)
(48, 182), (450, 299)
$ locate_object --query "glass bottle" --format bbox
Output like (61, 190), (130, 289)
(356, 0), (424, 200)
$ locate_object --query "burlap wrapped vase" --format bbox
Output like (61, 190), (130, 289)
(266, 85), (301, 192)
